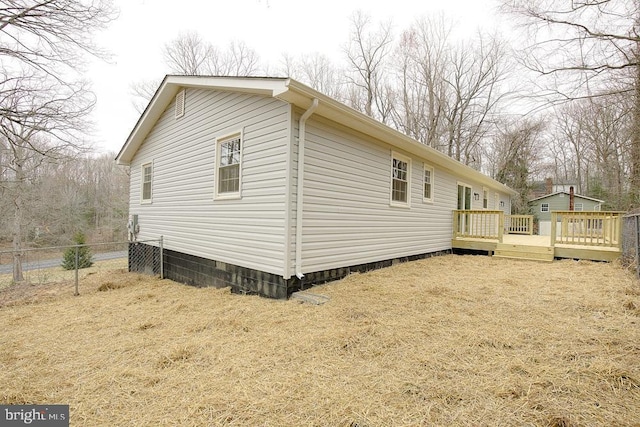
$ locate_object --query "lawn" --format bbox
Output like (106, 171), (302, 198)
(0, 254), (639, 426)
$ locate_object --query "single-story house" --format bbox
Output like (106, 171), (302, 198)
(529, 191), (604, 235)
(116, 75), (517, 298)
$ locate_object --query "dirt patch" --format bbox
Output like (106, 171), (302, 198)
(0, 254), (638, 426)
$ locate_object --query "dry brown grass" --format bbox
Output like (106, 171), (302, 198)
(0, 258), (128, 305)
(0, 254), (639, 426)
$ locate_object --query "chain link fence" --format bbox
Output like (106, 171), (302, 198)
(0, 238), (163, 300)
(622, 212), (640, 277)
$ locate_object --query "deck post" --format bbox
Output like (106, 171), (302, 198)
(616, 214), (623, 250)
(498, 211), (504, 243)
(452, 210), (458, 239)
(550, 212), (557, 247)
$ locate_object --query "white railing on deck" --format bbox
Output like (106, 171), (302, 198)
(551, 211), (623, 248)
(505, 215), (533, 235)
(453, 210), (503, 240)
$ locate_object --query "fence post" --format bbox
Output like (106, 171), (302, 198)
(74, 245), (79, 296)
(159, 236), (164, 279)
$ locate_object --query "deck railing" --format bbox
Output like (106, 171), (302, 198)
(453, 210), (503, 241)
(551, 211), (623, 248)
(505, 215), (534, 235)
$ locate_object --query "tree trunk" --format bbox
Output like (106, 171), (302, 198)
(12, 157), (24, 283)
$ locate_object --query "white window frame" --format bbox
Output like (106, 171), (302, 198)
(390, 151), (411, 207)
(214, 130), (243, 200)
(175, 89), (185, 119)
(540, 203), (549, 212)
(574, 203), (583, 212)
(423, 164), (434, 203)
(141, 162), (153, 204)
(482, 187), (489, 209)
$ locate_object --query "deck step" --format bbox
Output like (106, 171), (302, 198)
(494, 243), (554, 262)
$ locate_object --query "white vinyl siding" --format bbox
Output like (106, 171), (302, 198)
(293, 115), (503, 275)
(129, 89), (291, 276)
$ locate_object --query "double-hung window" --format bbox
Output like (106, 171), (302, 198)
(423, 164), (434, 203)
(141, 162), (153, 203)
(391, 152), (411, 206)
(541, 203), (549, 212)
(215, 132), (242, 199)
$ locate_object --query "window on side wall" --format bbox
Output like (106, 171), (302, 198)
(574, 203), (583, 211)
(141, 162), (153, 203)
(215, 132), (242, 199)
(423, 164), (434, 203)
(483, 188), (488, 209)
(391, 152), (411, 207)
(541, 203), (549, 212)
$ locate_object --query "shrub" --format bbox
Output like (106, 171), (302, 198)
(61, 232), (94, 270)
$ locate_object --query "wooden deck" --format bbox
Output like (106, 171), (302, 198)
(451, 210), (622, 262)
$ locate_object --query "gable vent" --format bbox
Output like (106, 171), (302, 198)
(175, 89), (185, 119)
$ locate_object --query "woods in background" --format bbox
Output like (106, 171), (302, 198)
(0, 151), (129, 246)
(2, 1), (638, 262)
(130, 2), (638, 213)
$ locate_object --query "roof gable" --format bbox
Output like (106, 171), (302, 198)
(115, 75), (517, 196)
(528, 191), (604, 204)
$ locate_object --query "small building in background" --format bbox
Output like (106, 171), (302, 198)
(529, 190), (604, 235)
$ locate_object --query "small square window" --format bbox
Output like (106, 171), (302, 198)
(574, 203), (583, 212)
(541, 203), (549, 212)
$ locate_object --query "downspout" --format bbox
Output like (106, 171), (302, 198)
(295, 98), (319, 281)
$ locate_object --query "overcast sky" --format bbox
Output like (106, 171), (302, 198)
(89, 0), (502, 154)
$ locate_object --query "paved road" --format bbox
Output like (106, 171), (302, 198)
(0, 251), (127, 274)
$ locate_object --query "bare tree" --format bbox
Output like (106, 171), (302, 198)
(296, 53), (346, 101)
(163, 31), (214, 75)
(213, 41), (260, 76)
(0, 0), (116, 281)
(501, 0), (640, 206)
(131, 34), (262, 111)
(442, 33), (508, 166)
(129, 79), (162, 114)
(389, 16), (509, 167)
(391, 16), (450, 148)
(491, 118), (546, 213)
(344, 11), (393, 121)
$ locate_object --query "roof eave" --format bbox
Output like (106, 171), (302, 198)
(278, 80), (518, 196)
